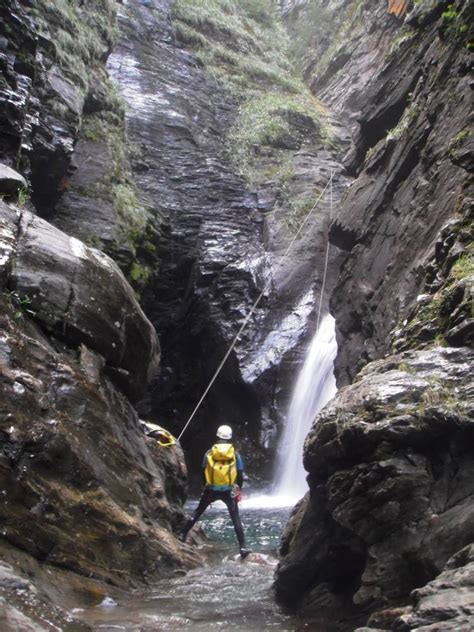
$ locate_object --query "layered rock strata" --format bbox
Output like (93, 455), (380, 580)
(0, 0), (203, 609)
(107, 0), (348, 480)
(275, 0), (473, 627)
(0, 201), (199, 585)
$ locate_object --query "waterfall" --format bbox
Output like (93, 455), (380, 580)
(273, 313), (337, 502)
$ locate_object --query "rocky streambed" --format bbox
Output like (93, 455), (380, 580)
(1, 0), (473, 631)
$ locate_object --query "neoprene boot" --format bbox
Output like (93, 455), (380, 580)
(177, 518), (193, 542)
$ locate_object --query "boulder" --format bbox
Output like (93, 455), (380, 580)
(0, 201), (159, 400)
(0, 289), (200, 587)
(275, 347), (474, 614)
(0, 163), (27, 195)
(354, 545), (474, 630)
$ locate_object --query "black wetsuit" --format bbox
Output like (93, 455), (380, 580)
(182, 443), (246, 550)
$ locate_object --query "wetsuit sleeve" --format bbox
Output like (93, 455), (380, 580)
(236, 452), (243, 488)
(202, 451), (209, 486)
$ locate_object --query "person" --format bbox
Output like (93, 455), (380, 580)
(179, 424), (250, 559)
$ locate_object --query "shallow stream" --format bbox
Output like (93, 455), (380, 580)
(75, 499), (342, 631)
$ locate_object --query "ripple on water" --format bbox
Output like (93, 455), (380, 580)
(76, 503), (347, 630)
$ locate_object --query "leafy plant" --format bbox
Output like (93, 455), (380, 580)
(7, 290), (36, 319)
(17, 187), (29, 207)
(448, 128), (470, 160)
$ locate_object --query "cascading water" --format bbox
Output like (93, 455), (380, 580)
(272, 313), (337, 502)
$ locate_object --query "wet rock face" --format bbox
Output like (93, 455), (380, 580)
(107, 0), (346, 480)
(284, 0), (400, 126)
(0, 0), (115, 208)
(105, 0), (266, 473)
(0, 270), (199, 586)
(286, 1), (472, 386)
(0, 201), (158, 401)
(275, 347), (474, 616)
(276, 1), (473, 626)
(327, 0), (473, 385)
(0, 199), (197, 583)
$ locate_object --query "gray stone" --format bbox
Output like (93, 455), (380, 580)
(47, 67), (85, 117)
(0, 201), (159, 401)
(0, 163), (27, 195)
(391, 545), (474, 631)
(275, 347), (474, 613)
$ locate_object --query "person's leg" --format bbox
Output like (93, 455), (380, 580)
(222, 493), (249, 556)
(179, 488), (214, 541)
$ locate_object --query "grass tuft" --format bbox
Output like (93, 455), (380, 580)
(172, 0), (333, 194)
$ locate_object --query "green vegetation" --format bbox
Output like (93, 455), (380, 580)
(387, 103), (419, 140)
(82, 111), (149, 256)
(17, 187), (29, 208)
(29, 0), (117, 91)
(172, 0), (333, 230)
(227, 92), (324, 180)
(401, 244), (473, 351)
(129, 262), (152, 285)
(7, 290), (36, 320)
(450, 253), (474, 280)
(441, 4), (458, 21)
(283, 193), (321, 232)
(389, 29), (416, 56)
(172, 0), (292, 97)
(448, 128), (471, 161)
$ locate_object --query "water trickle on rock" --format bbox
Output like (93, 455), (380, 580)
(273, 314), (337, 501)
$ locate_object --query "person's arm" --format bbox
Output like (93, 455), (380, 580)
(202, 451), (208, 487)
(236, 452), (243, 488)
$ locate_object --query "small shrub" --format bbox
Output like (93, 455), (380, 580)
(450, 253), (474, 280)
(17, 187), (29, 207)
(448, 128), (470, 160)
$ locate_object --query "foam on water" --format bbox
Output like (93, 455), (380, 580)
(272, 314), (337, 501)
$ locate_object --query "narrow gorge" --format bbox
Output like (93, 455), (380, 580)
(0, 1), (472, 631)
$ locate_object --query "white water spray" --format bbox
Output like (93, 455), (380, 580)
(271, 313), (337, 504)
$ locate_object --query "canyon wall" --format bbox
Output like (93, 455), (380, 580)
(275, 1), (473, 629)
(0, 1), (202, 625)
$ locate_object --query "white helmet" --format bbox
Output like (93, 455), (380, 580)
(216, 425), (232, 440)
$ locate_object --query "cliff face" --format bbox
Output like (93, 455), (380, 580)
(275, 0), (473, 628)
(0, 0), (200, 618)
(105, 0), (349, 482)
(0, 0), (346, 612)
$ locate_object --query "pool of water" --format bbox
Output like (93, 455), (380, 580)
(195, 497), (292, 555)
(75, 498), (345, 631)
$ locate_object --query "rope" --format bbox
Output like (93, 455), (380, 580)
(177, 170), (335, 441)
(315, 169), (333, 332)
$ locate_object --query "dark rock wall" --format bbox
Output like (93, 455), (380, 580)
(0, 0), (200, 603)
(0, 202), (200, 585)
(330, 0), (473, 386)
(275, 0), (473, 628)
(104, 0), (348, 484)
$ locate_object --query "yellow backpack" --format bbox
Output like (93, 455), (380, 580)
(205, 443), (237, 488)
